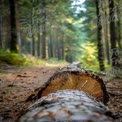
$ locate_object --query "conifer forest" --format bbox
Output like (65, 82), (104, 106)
(0, 0), (122, 122)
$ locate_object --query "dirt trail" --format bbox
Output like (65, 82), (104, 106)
(0, 65), (122, 122)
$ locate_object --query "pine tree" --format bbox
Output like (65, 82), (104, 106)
(9, 0), (18, 52)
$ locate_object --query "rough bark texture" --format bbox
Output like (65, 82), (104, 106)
(95, 0), (105, 71)
(19, 90), (117, 122)
(0, 0), (2, 48)
(116, 7), (122, 49)
(109, 0), (119, 67)
(9, 0), (18, 52)
(31, 0), (35, 56)
(18, 63), (121, 122)
(41, 0), (47, 59)
(26, 62), (109, 104)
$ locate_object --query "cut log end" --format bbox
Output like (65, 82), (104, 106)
(22, 63), (120, 122)
(38, 71), (109, 104)
(26, 70), (109, 104)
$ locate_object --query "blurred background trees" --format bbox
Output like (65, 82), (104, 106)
(0, 0), (122, 71)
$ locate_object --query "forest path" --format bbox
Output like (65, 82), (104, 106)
(0, 65), (122, 122)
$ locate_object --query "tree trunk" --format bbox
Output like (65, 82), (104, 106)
(17, 31), (21, 54)
(9, 0), (18, 52)
(41, 0), (47, 59)
(0, 0), (2, 48)
(109, 0), (118, 67)
(56, 28), (61, 60)
(49, 29), (53, 57)
(116, 7), (122, 49)
(95, 0), (105, 71)
(37, 19), (41, 57)
(16, 15), (22, 54)
(19, 63), (120, 122)
(26, 62), (109, 104)
(31, 0), (35, 56)
(103, 0), (110, 64)
(61, 32), (64, 60)
(19, 90), (116, 122)
(31, 30), (35, 56)
(0, 13), (2, 48)
(37, 0), (41, 57)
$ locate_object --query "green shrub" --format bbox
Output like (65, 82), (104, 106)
(0, 49), (43, 66)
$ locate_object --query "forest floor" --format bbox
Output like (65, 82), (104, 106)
(0, 64), (122, 122)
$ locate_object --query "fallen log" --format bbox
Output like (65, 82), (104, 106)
(26, 62), (109, 104)
(19, 90), (119, 122)
(18, 63), (120, 122)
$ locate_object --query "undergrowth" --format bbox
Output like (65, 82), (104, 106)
(0, 49), (43, 66)
(0, 48), (111, 71)
(0, 49), (67, 67)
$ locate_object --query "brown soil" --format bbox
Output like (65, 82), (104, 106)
(0, 65), (122, 122)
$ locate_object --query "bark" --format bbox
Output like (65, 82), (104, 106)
(109, 0), (118, 67)
(49, 29), (53, 57)
(56, 28), (61, 60)
(16, 15), (21, 54)
(61, 32), (64, 60)
(31, 29), (35, 56)
(0, 13), (2, 48)
(95, 0), (105, 71)
(41, 0), (47, 59)
(37, 0), (41, 57)
(66, 47), (73, 63)
(31, 0), (35, 56)
(103, 0), (110, 64)
(19, 90), (116, 122)
(48, 25), (53, 58)
(20, 63), (122, 122)
(37, 19), (41, 57)
(17, 31), (21, 54)
(116, 7), (122, 49)
(26, 62), (109, 104)
(19, 64), (120, 122)
(9, 0), (18, 52)
(0, 0), (2, 48)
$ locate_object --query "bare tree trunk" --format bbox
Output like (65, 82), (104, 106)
(49, 32), (53, 58)
(116, 7), (122, 49)
(37, 0), (41, 57)
(31, 28), (35, 56)
(109, 0), (118, 67)
(41, 0), (47, 59)
(56, 28), (61, 60)
(16, 14), (22, 54)
(0, 13), (2, 48)
(48, 27), (53, 58)
(61, 32), (64, 60)
(37, 19), (41, 57)
(9, 0), (18, 52)
(0, 0), (2, 48)
(31, 0), (35, 56)
(17, 31), (21, 54)
(104, 0), (110, 64)
(95, 0), (105, 71)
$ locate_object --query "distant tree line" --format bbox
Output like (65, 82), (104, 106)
(0, 0), (121, 70)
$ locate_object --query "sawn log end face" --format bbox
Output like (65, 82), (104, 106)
(36, 71), (109, 104)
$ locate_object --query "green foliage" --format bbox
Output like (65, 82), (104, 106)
(78, 41), (99, 70)
(0, 49), (27, 66)
(0, 49), (43, 66)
